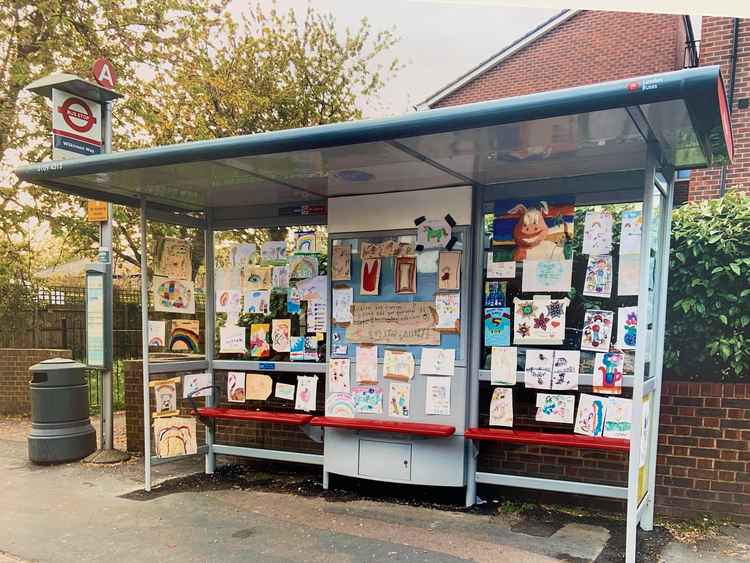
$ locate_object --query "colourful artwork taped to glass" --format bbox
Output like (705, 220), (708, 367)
(524, 349), (553, 389)
(603, 397), (632, 439)
(355, 345), (378, 383)
(294, 231), (317, 253)
(383, 349), (415, 381)
(489, 387), (513, 427)
(153, 416), (197, 458)
(437, 251), (461, 290)
(288, 255), (318, 279)
(272, 266), (289, 289)
(290, 336), (305, 361)
(521, 260), (573, 292)
(245, 266), (273, 290)
(491, 346), (517, 385)
(583, 255), (613, 298)
(227, 372), (246, 402)
(325, 392), (355, 418)
(149, 377), (180, 417)
(154, 237), (192, 280)
(170, 320), (199, 352)
(148, 320), (166, 348)
(416, 217), (453, 250)
(593, 352), (624, 395)
(216, 289), (242, 313)
(295, 375), (318, 411)
(575, 393), (607, 437)
(619, 210), (642, 255)
(328, 358), (351, 393)
(244, 290), (270, 315)
(582, 211), (613, 255)
(304, 336), (319, 361)
(245, 373), (273, 400)
(249, 324), (270, 358)
(394, 256), (417, 294)
(153, 276), (195, 313)
(484, 281), (506, 308)
(492, 198), (574, 261)
(617, 306), (638, 350)
(331, 244), (352, 281)
(435, 292), (460, 331)
(388, 382), (410, 418)
(513, 297), (569, 346)
(182, 372), (211, 398)
(271, 319), (291, 353)
(360, 258), (381, 296)
(352, 385), (383, 414)
(581, 309), (614, 352)
(261, 241), (287, 262)
(535, 393), (575, 424)
(551, 350), (580, 390)
(484, 307), (511, 347)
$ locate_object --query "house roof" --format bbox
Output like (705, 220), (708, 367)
(415, 10), (581, 110)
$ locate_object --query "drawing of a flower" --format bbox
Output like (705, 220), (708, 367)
(533, 313), (549, 331)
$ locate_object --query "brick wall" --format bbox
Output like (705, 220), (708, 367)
(0, 348), (73, 415)
(432, 10), (686, 108)
(124, 367), (749, 522)
(689, 17), (750, 200)
(124, 361), (324, 456)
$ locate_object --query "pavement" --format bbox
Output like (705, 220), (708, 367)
(0, 416), (748, 562)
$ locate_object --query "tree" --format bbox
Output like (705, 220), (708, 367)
(1, 1), (400, 277)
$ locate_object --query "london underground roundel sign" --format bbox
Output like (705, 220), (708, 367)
(57, 97), (97, 133)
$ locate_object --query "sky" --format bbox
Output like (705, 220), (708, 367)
(229, 0), (561, 116)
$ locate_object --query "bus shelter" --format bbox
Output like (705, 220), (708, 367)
(16, 66), (733, 562)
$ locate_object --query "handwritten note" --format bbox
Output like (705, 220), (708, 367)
(345, 302), (439, 345)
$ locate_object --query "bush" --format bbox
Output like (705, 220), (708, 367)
(665, 190), (750, 379)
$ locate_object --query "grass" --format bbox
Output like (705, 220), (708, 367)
(87, 360), (125, 414)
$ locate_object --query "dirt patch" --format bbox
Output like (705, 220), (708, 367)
(0, 412), (127, 451)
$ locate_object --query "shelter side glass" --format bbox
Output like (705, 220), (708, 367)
(643, 185), (663, 383)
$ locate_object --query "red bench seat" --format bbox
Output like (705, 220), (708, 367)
(309, 416), (455, 437)
(196, 407), (313, 426)
(465, 427), (630, 452)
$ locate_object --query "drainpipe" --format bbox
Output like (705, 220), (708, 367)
(720, 18), (740, 196)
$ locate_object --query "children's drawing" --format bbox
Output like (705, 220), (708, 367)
(249, 324), (270, 358)
(332, 287), (354, 324)
(306, 300), (327, 333)
(486, 254), (516, 278)
(388, 382), (411, 418)
(149, 377), (180, 417)
(617, 306), (638, 350)
(295, 375), (318, 411)
(416, 217), (454, 250)
(521, 260), (573, 292)
(287, 287), (301, 314)
(272, 266), (289, 289)
(583, 211), (613, 255)
(155, 237), (192, 280)
(594, 352), (624, 395)
(229, 243), (256, 268)
(492, 198), (574, 261)
(352, 385), (383, 414)
(491, 346), (517, 385)
(355, 345), (378, 383)
(216, 289), (242, 313)
(333, 344), (348, 355)
(219, 325), (246, 354)
(331, 244), (352, 281)
(383, 349), (415, 381)
(420, 348), (455, 376)
(325, 392), (355, 418)
(304, 336), (319, 361)
(484, 281), (506, 308)
(153, 416), (197, 458)
(619, 209), (642, 255)
(328, 358), (351, 393)
(484, 307), (511, 347)
(271, 319), (291, 352)
(551, 350), (580, 390)
(489, 387), (513, 427)
(583, 255), (613, 298)
(574, 394), (607, 437)
(244, 290), (270, 315)
(245, 266), (273, 291)
(425, 377), (451, 415)
(182, 372), (211, 398)
(536, 393), (575, 424)
(170, 319), (200, 352)
(261, 241), (287, 262)
(288, 255), (318, 279)
(603, 397), (632, 439)
(290, 336), (305, 361)
(524, 349), (554, 389)
(275, 382), (296, 401)
(395, 256), (417, 294)
(513, 297), (569, 346)
(435, 292), (460, 331)
(296, 274), (327, 302)
(245, 373), (273, 400)
(148, 320), (166, 348)
(617, 254), (641, 296)
(437, 251), (461, 290)
(153, 276), (195, 313)
(581, 309), (614, 352)
(294, 231), (317, 253)
(360, 258), (381, 296)
(227, 372), (246, 402)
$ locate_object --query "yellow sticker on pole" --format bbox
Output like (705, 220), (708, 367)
(87, 200), (109, 222)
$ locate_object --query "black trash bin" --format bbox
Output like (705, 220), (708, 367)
(27, 358), (97, 464)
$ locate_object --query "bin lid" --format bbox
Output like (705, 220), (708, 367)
(30, 357), (87, 373)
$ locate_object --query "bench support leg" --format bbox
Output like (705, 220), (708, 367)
(323, 470), (330, 490)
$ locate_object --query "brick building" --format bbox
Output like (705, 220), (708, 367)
(419, 10), (749, 202)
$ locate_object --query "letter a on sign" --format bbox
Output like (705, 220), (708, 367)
(92, 58), (117, 89)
